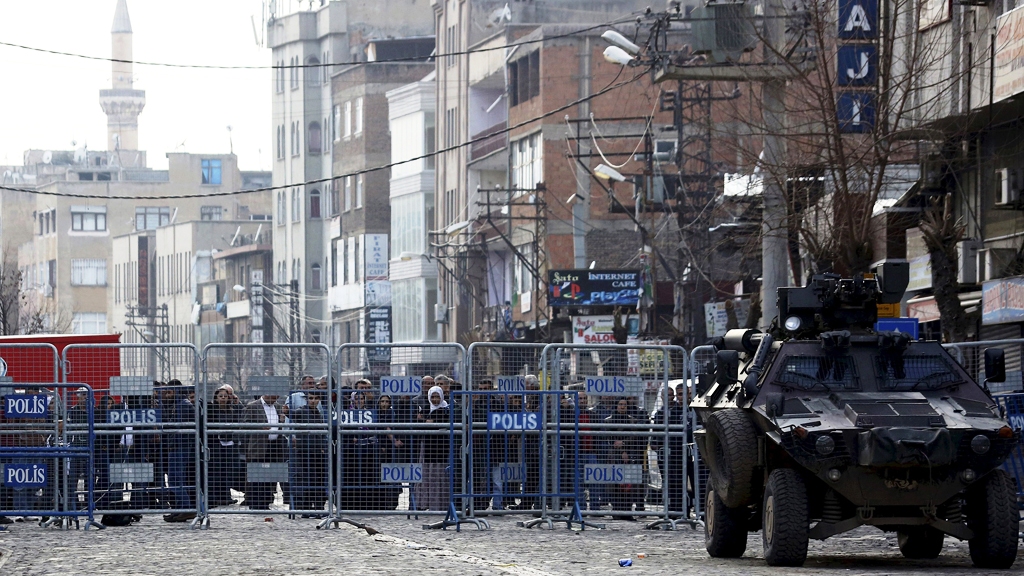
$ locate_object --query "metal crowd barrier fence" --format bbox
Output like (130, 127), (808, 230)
(433, 389), (583, 531)
(688, 344), (717, 525)
(538, 343), (694, 531)
(201, 343), (333, 527)
(333, 343), (466, 524)
(944, 339), (1024, 394)
(994, 393), (1024, 509)
(63, 343), (201, 527)
(1, 377), (99, 530)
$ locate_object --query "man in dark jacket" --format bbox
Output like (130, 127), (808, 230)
(290, 391), (328, 515)
(243, 394), (286, 510)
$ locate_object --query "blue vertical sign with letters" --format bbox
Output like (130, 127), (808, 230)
(837, 0), (879, 133)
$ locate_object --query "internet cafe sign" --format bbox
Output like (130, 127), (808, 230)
(994, 6), (1024, 103)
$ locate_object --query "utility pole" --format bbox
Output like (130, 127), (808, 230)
(759, 0), (791, 330)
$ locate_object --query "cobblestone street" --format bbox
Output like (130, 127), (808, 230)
(1, 513), (1021, 575)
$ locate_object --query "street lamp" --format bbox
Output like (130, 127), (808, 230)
(594, 164), (627, 182)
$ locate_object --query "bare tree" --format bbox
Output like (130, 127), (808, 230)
(0, 246), (22, 335)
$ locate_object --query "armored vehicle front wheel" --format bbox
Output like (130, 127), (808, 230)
(967, 469), (1018, 569)
(705, 408), (758, 508)
(762, 468), (809, 567)
(897, 527), (944, 559)
(705, 483), (747, 558)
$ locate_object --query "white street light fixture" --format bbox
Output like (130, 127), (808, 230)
(566, 192), (586, 204)
(445, 220), (471, 235)
(602, 46), (635, 67)
(232, 284), (246, 292)
(594, 164), (627, 182)
(601, 30), (640, 55)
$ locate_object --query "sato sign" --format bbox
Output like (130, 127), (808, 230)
(380, 375), (422, 396)
(585, 376), (643, 397)
(4, 394), (49, 418)
(584, 464), (643, 485)
(381, 463), (423, 483)
(571, 315), (639, 344)
(488, 411), (541, 431)
(3, 463), (47, 488)
(548, 270), (640, 307)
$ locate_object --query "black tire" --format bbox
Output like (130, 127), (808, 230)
(897, 527), (944, 559)
(762, 468), (809, 567)
(704, 409), (758, 508)
(967, 469), (1019, 569)
(705, 483), (748, 558)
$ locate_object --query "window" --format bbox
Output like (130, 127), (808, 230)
(291, 189), (301, 222)
(72, 312), (107, 335)
(322, 51), (329, 85)
(310, 189), (322, 218)
(135, 206), (170, 230)
(391, 194), (425, 258)
(311, 263), (322, 291)
(305, 56), (320, 87)
(342, 238), (350, 284)
(511, 133), (544, 192)
(875, 355), (960, 391)
(354, 236), (361, 283)
(344, 176), (352, 211)
(509, 51), (541, 106)
(201, 159), (222, 184)
(290, 122), (301, 157)
(70, 206), (107, 232)
(276, 59), (285, 93)
(201, 206), (223, 221)
(779, 356), (859, 390)
(344, 101), (352, 138)
(277, 191), (286, 225)
(331, 240), (338, 286)
(290, 56), (299, 89)
(355, 174), (363, 209)
(354, 97), (363, 135)
(276, 126), (283, 159)
(308, 121), (322, 155)
(332, 105), (341, 142)
(514, 243), (534, 295)
(71, 259), (107, 286)
(330, 179), (340, 216)
(392, 278), (439, 342)
(425, 112), (436, 170)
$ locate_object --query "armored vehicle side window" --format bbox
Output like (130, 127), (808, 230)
(874, 354), (962, 391)
(776, 356), (858, 390)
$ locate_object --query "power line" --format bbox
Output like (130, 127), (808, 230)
(0, 72), (646, 201)
(0, 19), (636, 71)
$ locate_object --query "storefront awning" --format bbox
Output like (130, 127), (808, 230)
(906, 291), (982, 324)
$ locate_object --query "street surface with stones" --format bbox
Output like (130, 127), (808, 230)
(1, 513), (1022, 575)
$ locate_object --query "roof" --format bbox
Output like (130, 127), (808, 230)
(112, 0), (132, 33)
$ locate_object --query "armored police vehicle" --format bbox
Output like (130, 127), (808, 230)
(692, 263), (1019, 568)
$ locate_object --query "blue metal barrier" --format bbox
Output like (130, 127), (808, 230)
(994, 393), (1024, 509)
(1, 383), (98, 529)
(431, 390), (583, 531)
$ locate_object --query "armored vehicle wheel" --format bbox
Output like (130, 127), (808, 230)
(705, 409), (758, 508)
(705, 483), (747, 558)
(897, 527), (944, 559)
(967, 469), (1018, 569)
(762, 468), (809, 567)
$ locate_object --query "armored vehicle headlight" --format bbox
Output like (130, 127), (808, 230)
(961, 468), (976, 482)
(970, 434), (991, 455)
(815, 435), (835, 456)
(784, 316), (802, 332)
(827, 468), (841, 482)
(998, 426), (1014, 439)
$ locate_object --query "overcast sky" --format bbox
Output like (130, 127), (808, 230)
(0, 0), (287, 171)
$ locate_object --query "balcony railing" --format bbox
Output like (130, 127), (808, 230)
(470, 121), (508, 161)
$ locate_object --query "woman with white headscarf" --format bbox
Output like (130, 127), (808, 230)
(414, 386), (450, 511)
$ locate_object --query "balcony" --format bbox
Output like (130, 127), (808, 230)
(470, 121), (507, 161)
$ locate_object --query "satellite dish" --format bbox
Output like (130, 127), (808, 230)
(0, 357), (7, 377)
(42, 151), (52, 164)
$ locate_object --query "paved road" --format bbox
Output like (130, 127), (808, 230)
(1, 512), (1021, 575)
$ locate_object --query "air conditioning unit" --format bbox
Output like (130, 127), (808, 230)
(978, 248), (1017, 282)
(995, 168), (1020, 206)
(956, 239), (982, 284)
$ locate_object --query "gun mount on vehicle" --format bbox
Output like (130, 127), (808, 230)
(692, 261), (1020, 568)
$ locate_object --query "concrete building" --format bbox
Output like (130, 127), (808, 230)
(267, 1), (434, 347)
(328, 56), (435, 370)
(431, 0), (676, 343)
(386, 72), (438, 345)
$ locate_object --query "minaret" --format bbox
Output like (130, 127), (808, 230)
(99, 0), (145, 152)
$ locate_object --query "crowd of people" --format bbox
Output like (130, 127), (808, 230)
(2, 373), (696, 524)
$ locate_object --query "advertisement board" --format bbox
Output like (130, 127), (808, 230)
(548, 270), (640, 307)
